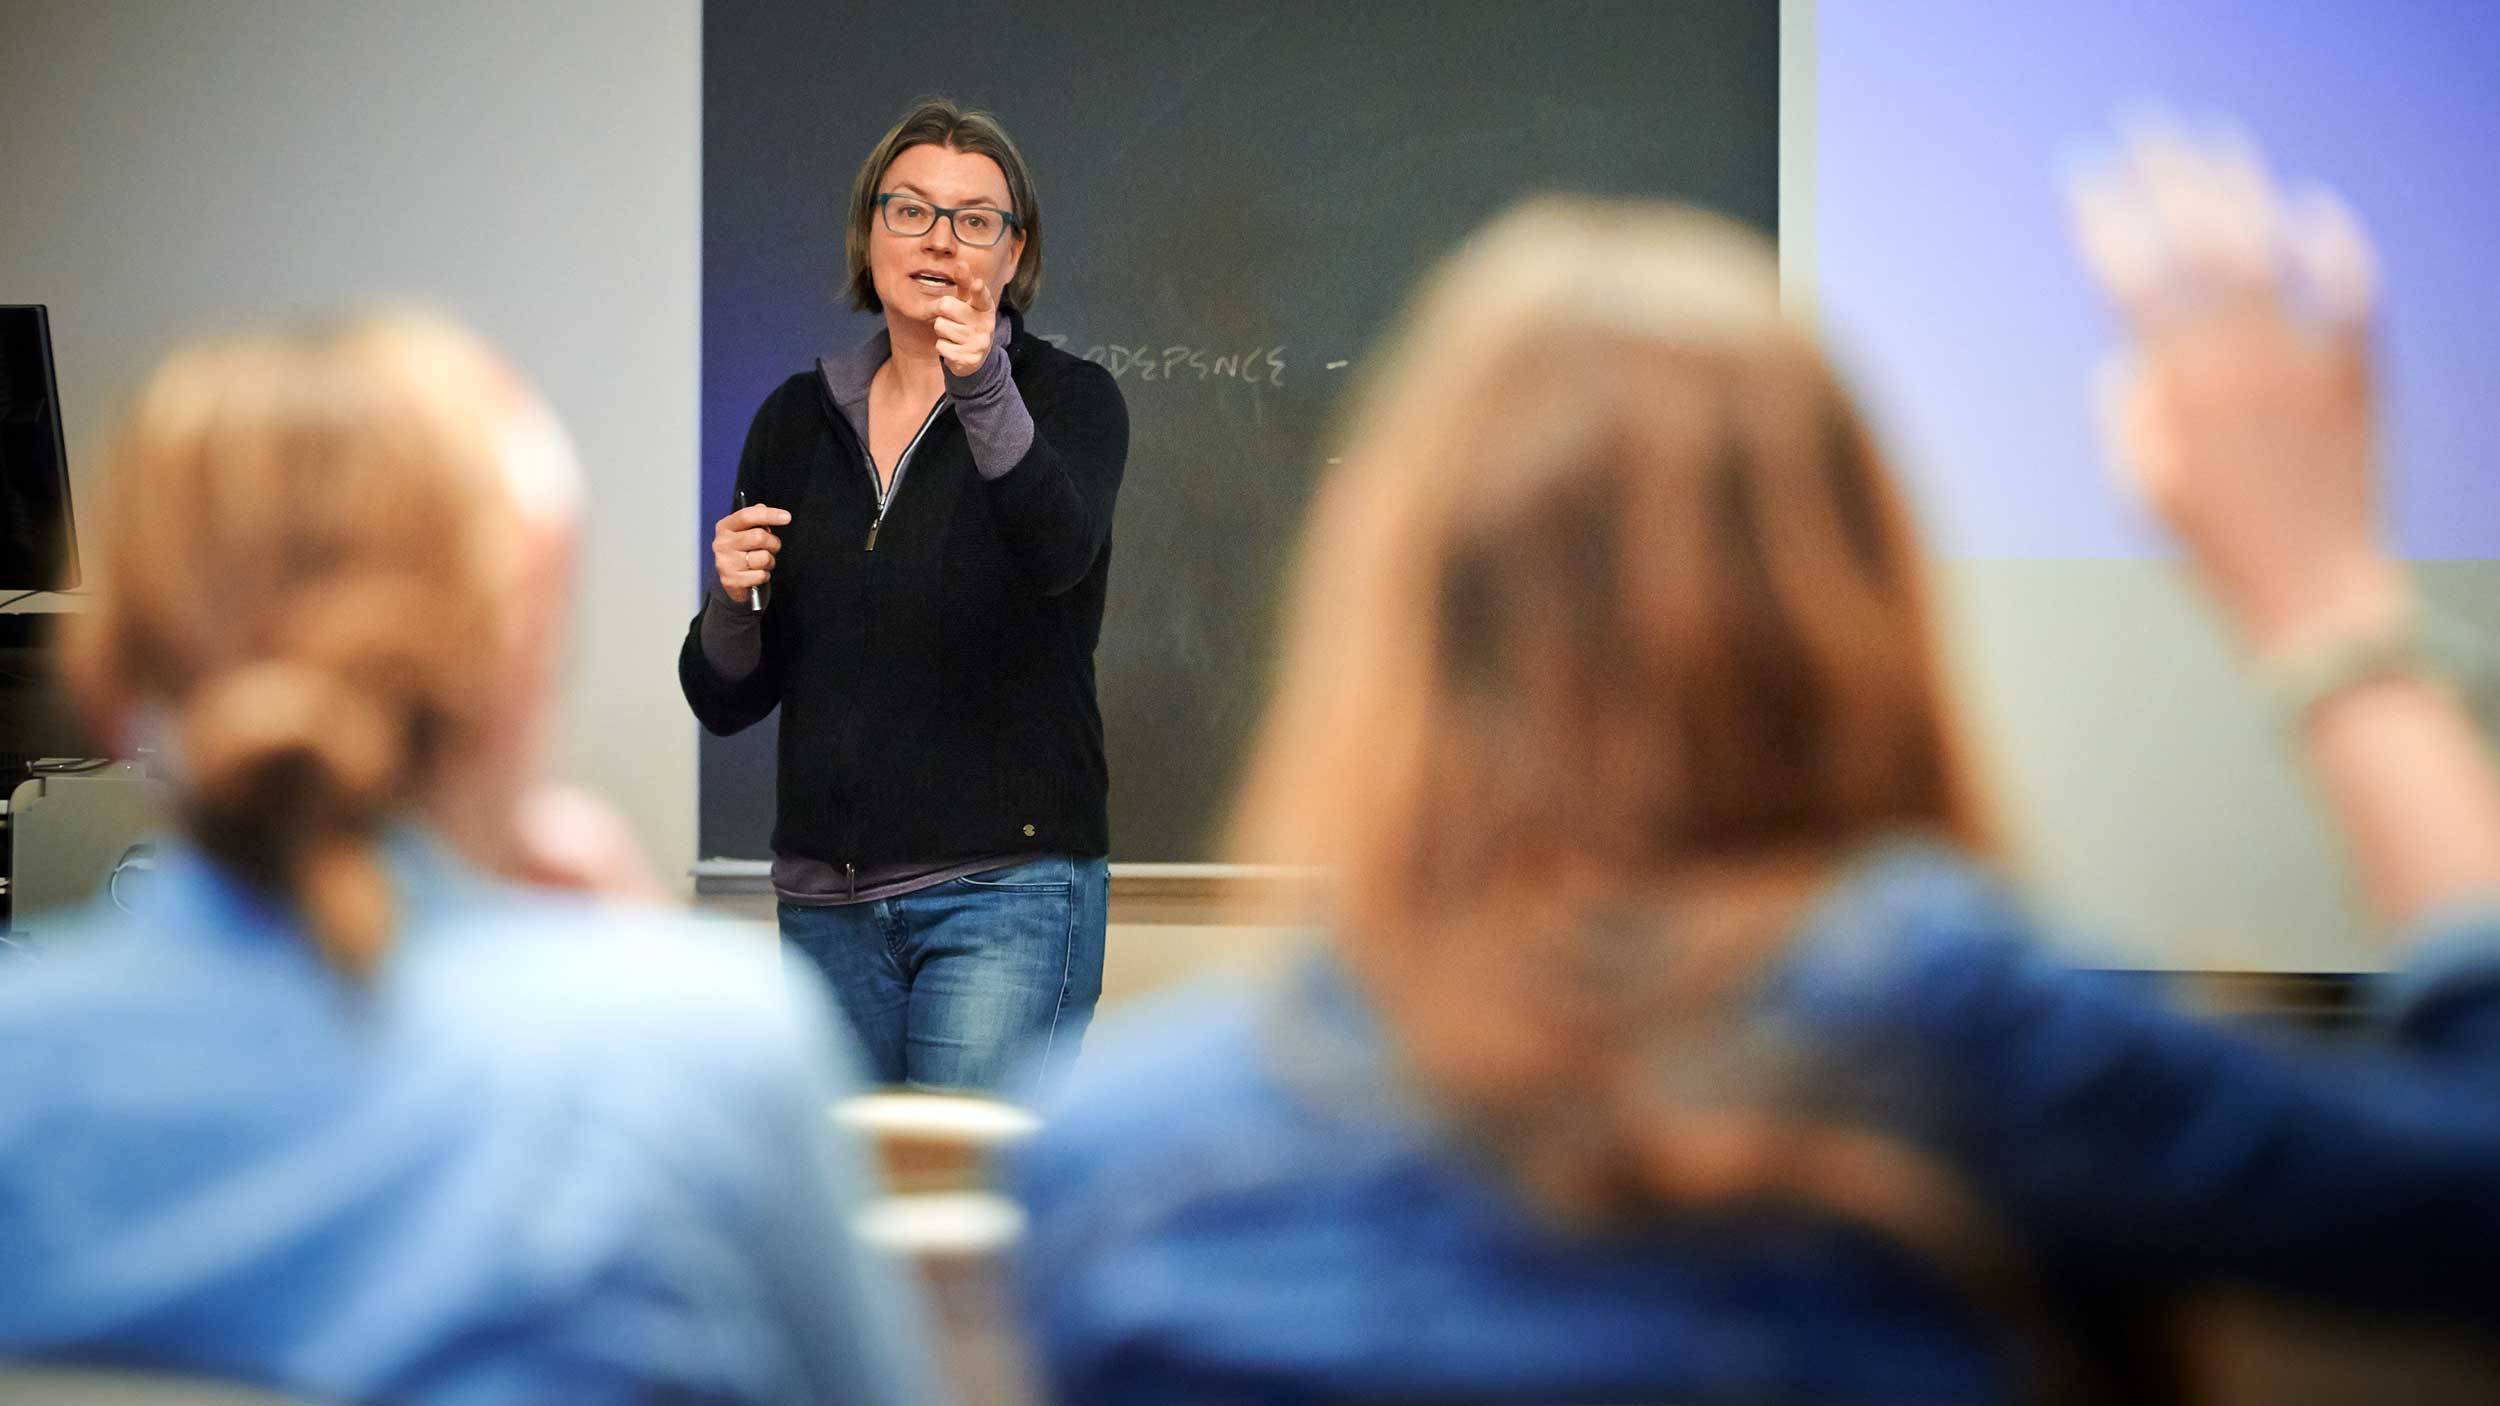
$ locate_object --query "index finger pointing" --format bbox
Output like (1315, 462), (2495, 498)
(733, 503), (792, 528)
(966, 276), (995, 313)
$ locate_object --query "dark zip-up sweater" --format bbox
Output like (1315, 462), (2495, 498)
(679, 315), (1128, 870)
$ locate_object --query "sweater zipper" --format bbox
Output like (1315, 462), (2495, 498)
(863, 396), (949, 551)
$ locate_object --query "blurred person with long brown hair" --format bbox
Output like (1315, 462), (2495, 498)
(0, 314), (936, 1404)
(1007, 130), (2500, 1402)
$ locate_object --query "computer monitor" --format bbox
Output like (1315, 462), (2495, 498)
(0, 305), (80, 593)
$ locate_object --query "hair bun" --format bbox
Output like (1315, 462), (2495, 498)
(180, 660), (406, 846)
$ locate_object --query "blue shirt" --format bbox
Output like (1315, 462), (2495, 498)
(0, 835), (937, 1405)
(1009, 845), (2500, 1404)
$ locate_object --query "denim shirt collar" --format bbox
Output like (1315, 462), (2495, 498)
(1253, 840), (2012, 1158)
(1256, 947), (1453, 1151)
(137, 825), (486, 957)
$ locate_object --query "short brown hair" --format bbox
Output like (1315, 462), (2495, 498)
(844, 98), (1043, 313)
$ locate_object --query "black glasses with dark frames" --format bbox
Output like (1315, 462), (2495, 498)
(876, 193), (1020, 248)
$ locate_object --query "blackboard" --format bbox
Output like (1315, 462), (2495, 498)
(699, 0), (1779, 863)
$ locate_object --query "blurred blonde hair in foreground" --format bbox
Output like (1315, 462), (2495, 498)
(1231, 197), (2011, 1251)
(62, 312), (579, 978)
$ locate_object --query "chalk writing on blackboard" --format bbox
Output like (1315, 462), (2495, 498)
(1037, 333), (1348, 390)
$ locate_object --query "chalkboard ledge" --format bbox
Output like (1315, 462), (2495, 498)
(683, 864), (2383, 1020)
(689, 860), (1318, 924)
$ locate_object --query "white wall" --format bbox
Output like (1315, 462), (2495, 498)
(0, 1), (702, 888)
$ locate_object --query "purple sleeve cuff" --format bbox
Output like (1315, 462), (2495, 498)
(699, 581), (764, 680)
(944, 340), (1035, 480)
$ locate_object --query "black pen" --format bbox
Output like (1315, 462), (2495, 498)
(737, 490), (767, 612)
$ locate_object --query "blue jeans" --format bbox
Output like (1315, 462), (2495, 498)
(779, 855), (1108, 1097)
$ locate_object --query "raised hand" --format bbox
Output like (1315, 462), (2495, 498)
(2069, 122), (2401, 657)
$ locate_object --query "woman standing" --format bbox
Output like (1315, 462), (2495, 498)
(682, 99), (1127, 1095)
